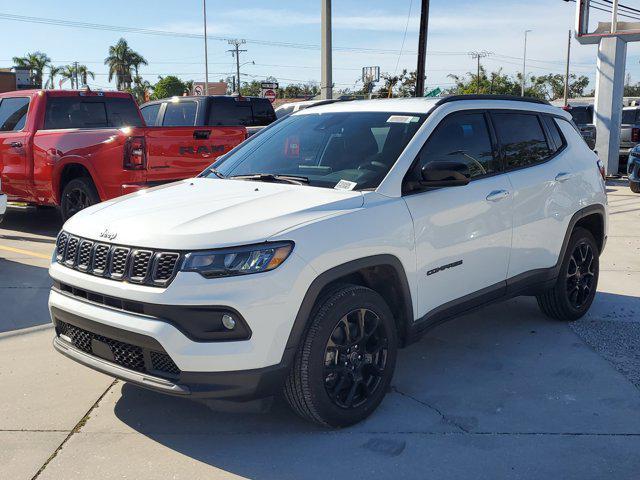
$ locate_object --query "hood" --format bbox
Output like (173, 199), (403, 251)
(64, 178), (364, 250)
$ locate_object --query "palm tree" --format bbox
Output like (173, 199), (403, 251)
(45, 65), (62, 89)
(60, 65), (77, 89)
(105, 38), (146, 91)
(12, 51), (51, 88)
(76, 65), (95, 87)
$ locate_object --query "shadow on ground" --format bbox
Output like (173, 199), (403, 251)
(0, 258), (52, 333)
(0, 206), (62, 238)
(110, 293), (640, 479)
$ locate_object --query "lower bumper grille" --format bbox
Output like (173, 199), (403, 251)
(57, 321), (181, 379)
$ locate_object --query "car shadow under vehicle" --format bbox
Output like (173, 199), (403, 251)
(110, 293), (640, 479)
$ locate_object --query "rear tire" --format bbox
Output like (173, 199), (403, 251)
(631, 180), (640, 193)
(284, 285), (398, 428)
(60, 177), (100, 221)
(536, 227), (599, 321)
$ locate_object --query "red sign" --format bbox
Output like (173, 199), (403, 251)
(264, 89), (276, 103)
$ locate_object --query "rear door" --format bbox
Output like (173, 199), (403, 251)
(492, 111), (575, 279)
(0, 96), (32, 198)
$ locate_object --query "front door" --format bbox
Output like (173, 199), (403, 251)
(403, 111), (513, 320)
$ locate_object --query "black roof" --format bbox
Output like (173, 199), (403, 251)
(434, 94), (550, 106)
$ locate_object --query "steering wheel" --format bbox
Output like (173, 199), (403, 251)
(357, 161), (387, 172)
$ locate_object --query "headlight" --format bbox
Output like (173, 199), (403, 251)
(181, 242), (294, 278)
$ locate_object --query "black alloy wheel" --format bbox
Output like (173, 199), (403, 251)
(566, 241), (596, 309)
(323, 308), (388, 409)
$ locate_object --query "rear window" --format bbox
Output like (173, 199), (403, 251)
(44, 96), (143, 129)
(0, 97), (30, 131)
(250, 98), (276, 126)
(622, 109), (639, 124)
(162, 101), (197, 126)
(568, 106), (593, 125)
(208, 97), (253, 126)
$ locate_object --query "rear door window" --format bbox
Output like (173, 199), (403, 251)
(0, 97), (30, 131)
(492, 112), (551, 169)
(140, 103), (161, 126)
(44, 96), (143, 129)
(162, 101), (197, 126)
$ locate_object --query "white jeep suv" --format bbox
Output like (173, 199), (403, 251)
(49, 95), (608, 427)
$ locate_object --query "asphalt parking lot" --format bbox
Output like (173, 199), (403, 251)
(1, 182), (639, 480)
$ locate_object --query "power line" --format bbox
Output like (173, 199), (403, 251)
(394, 0), (413, 75)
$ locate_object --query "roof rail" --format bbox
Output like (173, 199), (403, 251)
(434, 94), (550, 106)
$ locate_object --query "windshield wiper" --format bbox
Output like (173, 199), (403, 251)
(229, 173), (310, 185)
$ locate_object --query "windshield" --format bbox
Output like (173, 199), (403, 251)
(207, 111), (427, 190)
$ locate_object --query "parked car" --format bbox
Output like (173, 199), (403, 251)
(49, 95), (607, 427)
(620, 106), (640, 161)
(0, 89), (247, 220)
(141, 95), (276, 137)
(627, 144), (640, 193)
(274, 99), (340, 118)
(562, 104), (596, 150)
(0, 179), (6, 223)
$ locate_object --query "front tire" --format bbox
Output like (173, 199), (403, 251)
(284, 285), (398, 428)
(631, 180), (640, 193)
(537, 227), (599, 321)
(60, 177), (100, 221)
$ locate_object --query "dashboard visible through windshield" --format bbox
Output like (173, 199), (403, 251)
(206, 111), (427, 190)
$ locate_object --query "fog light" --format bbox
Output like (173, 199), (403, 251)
(222, 314), (236, 330)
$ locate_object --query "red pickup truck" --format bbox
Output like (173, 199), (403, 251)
(0, 89), (246, 220)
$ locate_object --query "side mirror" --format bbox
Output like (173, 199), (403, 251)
(420, 161), (471, 187)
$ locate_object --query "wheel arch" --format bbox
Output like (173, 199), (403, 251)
(284, 255), (415, 361)
(53, 158), (103, 205)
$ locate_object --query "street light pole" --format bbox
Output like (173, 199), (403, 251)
(321, 0), (333, 99)
(521, 29), (532, 96)
(203, 0), (209, 95)
(563, 29), (572, 106)
(415, 0), (430, 97)
(227, 40), (247, 95)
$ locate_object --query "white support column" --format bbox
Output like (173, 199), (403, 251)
(594, 36), (627, 175)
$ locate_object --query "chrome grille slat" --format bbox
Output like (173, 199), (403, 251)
(64, 236), (79, 267)
(56, 232), (180, 287)
(76, 240), (94, 271)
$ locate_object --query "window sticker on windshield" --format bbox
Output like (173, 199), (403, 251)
(387, 115), (419, 124)
(334, 179), (357, 191)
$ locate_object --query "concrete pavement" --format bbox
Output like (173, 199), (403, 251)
(1, 184), (639, 479)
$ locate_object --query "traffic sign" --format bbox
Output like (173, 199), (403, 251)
(263, 89), (277, 103)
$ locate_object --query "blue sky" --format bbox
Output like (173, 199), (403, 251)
(1, 0), (640, 93)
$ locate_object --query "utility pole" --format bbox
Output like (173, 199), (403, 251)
(521, 29), (532, 96)
(469, 51), (492, 94)
(227, 39), (247, 95)
(203, 0), (209, 95)
(563, 29), (572, 106)
(74, 61), (78, 89)
(415, 0), (430, 97)
(321, 0), (333, 99)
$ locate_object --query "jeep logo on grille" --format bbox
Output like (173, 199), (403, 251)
(99, 228), (117, 241)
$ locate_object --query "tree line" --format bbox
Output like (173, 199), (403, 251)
(12, 37), (595, 104)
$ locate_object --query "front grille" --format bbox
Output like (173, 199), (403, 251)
(57, 320), (181, 378)
(55, 231), (181, 287)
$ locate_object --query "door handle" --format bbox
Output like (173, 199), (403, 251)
(9, 141), (22, 148)
(554, 172), (573, 183)
(486, 190), (510, 202)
